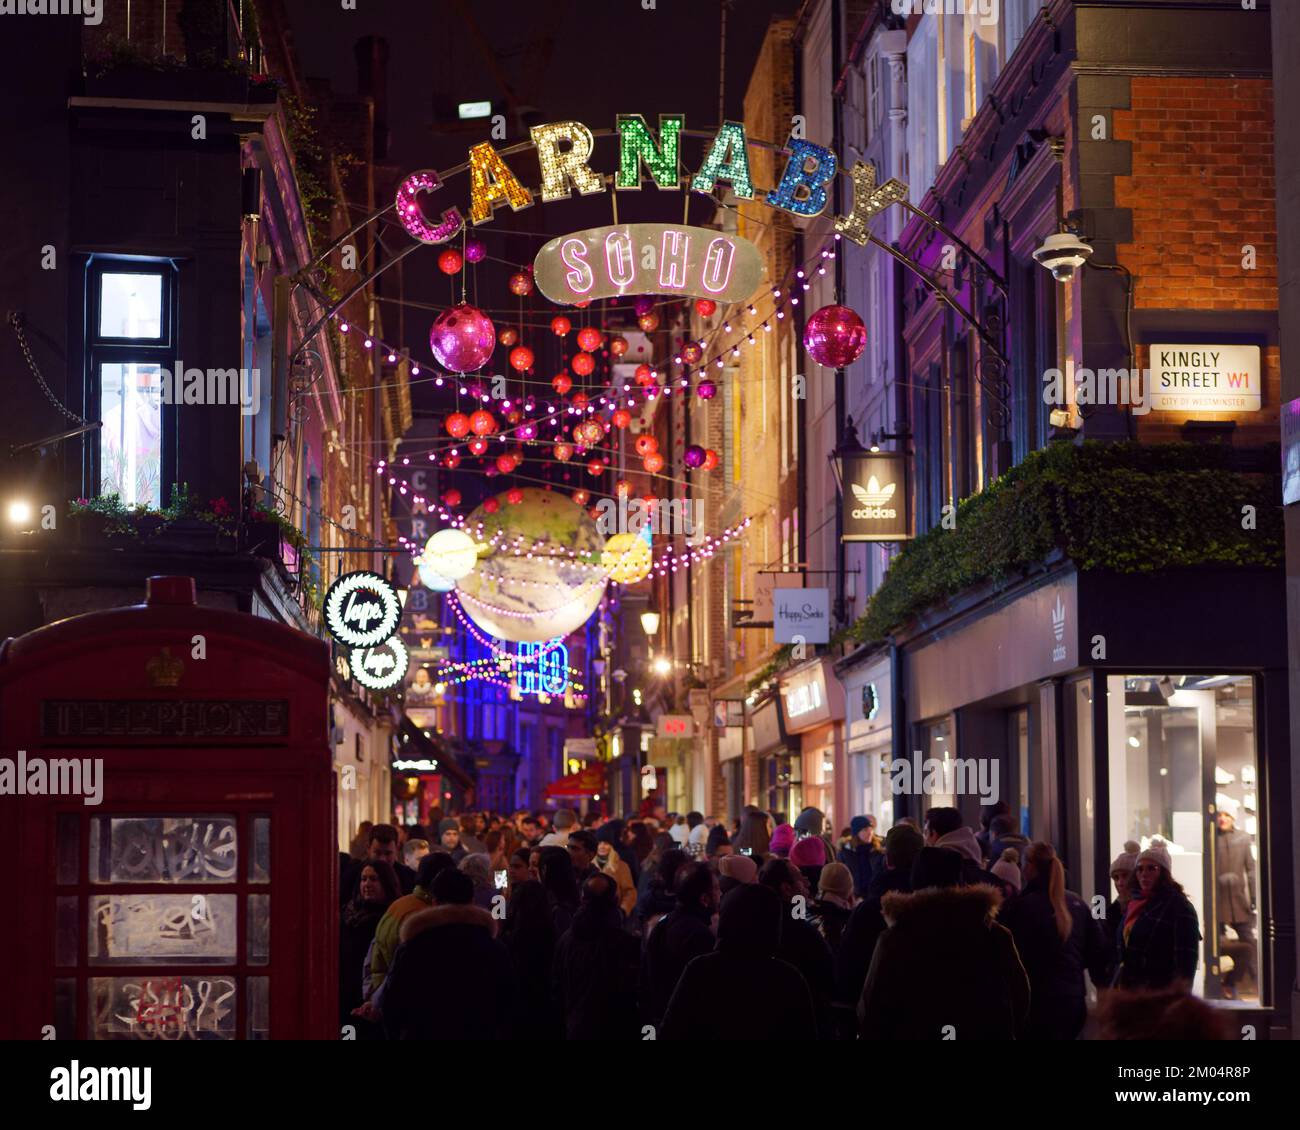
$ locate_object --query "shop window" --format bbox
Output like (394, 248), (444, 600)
(1009, 707), (1031, 837)
(919, 717), (956, 810)
(1107, 675), (1260, 1003)
(1069, 678), (1097, 905)
(86, 259), (177, 509)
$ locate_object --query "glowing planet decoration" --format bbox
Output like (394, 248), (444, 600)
(422, 527), (481, 581)
(612, 409), (632, 429)
(430, 303), (495, 373)
(416, 565), (457, 593)
(602, 530), (653, 585)
(454, 487), (607, 643)
(803, 304), (867, 368)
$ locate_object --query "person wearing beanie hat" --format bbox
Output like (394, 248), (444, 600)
(838, 814), (885, 898)
(717, 852), (758, 890)
(790, 835), (829, 896)
(438, 817), (467, 863)
(793, 806), (825, 837)
(811, 861), (856, 959)
(997, 841), (1109, 1041)
(1115, 838), (1201, 991)
(769, 823), (796, 858)
(990, 847), (1022, 893)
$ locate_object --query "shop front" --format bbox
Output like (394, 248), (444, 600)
(749, 694), (798, 821)
(895, 561), (1290, 1033)
(838, 649), (894, 833)
(777, 658), (846, 832)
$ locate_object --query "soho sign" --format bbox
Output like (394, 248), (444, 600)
(394, 114), (909, 261)
(534, 222), (763, 305)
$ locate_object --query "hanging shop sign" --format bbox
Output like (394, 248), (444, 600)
(1284, 397), (1300, 506)
(658, 714), (694, 738)
(351, 637), (410, 692)
(773, 587), (831, 644)
(324, 571), (402, 648)
(1148, 344), (1261, 412)
(533, 222), (763, 304)
(395, 115), (909, 256)
(841, 451), (910, 542)
(777, 657), (845, 735)
(750, 696), (787, 756)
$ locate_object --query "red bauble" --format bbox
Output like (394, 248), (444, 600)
(608, 335), (629, 357)
(703, 448), (720, 471)
(553, 442), (574, 463)
(508, 271), (533, 296)
(612, 408), (632, 429)
(506, 410), (522, 425)
(572, 351), (596, 377)
(438, 248), (463, 274)
(469, 437), (489, 456)
(637, 311), (660, 333)
(496, 453), (517, 474)
(803, 304), (868, 368)
(483, 497), (500, 514)
(576, 326), (602, 352)
(587, 458), (606, 477)
(572, 490), (590, 506)
(694, 298), (717, 317)
(682, 341), (704, 364)
(634, 434), (659, 457)
(445, 412), (471, 438)
(643, 452), (666, 473)
(571, 392), (590, 411)
(469, 409), (497, 436)
(552, 371), (573, 395)
(551, 315), (572, 336)
(506, 488), (524, 505)
(634, 364), (655, 386)
(498, 326), (519, 347)
(442, 489), (462, 507)
(509, 345), (535, 372)
(443, 452), (461, 469)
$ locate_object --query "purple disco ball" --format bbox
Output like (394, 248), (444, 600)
(430, 303), (495, 372)
(464, 236), (487, 264)
(634, 295), (656, 317)
(683, 444), (706, 469)
(696, 379), (717, 400)
(803, 304), (867, 368)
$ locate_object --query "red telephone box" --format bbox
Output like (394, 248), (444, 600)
(0, 576), (336, 1040)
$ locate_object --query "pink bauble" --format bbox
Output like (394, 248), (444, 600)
(803, 304), (867, 368)
(634, 296), (656, 317)
(430, 303), (495, 372)
(464, 237), (487, 263)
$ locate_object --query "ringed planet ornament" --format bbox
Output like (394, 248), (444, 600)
(601, 531), (653, 585)
(803, 304), (867, 368)
(430, 303), (495, 373)
(422, 528), (480, 581)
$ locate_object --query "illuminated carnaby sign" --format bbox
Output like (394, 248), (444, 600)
(395, 115), (908, 253)
(534, 222), (763, 304)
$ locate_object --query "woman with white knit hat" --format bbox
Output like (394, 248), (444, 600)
(1114, 839), (1201, 990)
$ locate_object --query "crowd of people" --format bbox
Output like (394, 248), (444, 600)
(336, 800), (1227, 1040)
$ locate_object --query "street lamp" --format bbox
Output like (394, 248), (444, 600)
(640, 611), (660, 637)
(652, 656), (673, 677)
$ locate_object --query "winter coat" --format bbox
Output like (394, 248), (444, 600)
(640, 903), (716, 1028)
(1215, 827), (1255, 923)
(837, 841), (884, 898)
(834, 867), (911, 1006)
(859, 884), (1030, 1040)
(777, 906), (837, 1040)
(811, 898), (853, 958)
(552, 901), (642, 1040)
(661, 950), (817, 1040)
(997, 877), (1110, 1040)
(369, 887), (432, 991)
(381, 903), (516, 1040)
(593, 851), (638, 918)
(1115, 886), (1201, 990)
(933, 827), (999, 889)
(339, 900), (386, 1024)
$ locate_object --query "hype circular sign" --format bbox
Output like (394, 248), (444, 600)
(323, 570), (402, 648)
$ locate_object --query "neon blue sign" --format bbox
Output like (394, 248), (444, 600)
(516, 639), (569, 696)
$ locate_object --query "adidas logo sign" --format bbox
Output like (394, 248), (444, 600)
(1051, 596), (1066, 642)
(850, 476), (897, 520)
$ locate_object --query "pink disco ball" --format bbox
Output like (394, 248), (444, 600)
(634, 295), (656, 317)
(803, 304), (867, 368)
(464, 237), (487, 264)
(429, 303), (495, 372)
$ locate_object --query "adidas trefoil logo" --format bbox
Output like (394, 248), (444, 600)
(850, 476), (897, 520)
